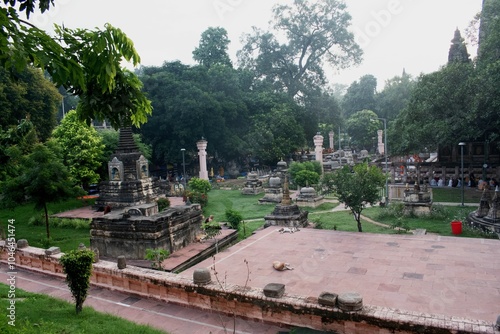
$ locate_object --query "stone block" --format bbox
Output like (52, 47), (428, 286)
(45, 247), (60, 255)
(263, 283), (285, 298)
(117, 255), (127, 269)
(193, 268), (211, 285)
(318, 291), (338, 307)
(17, 239), (29, 248)
(337, 291), (363, 311)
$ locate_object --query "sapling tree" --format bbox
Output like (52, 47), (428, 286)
(321, 162), (385, 232)
(59, 249), (95, 314)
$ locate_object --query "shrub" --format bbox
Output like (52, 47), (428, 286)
(59, 249), (94, 314)
(157, 197), (170, 211)
(225, 209), (243, 229)
(188, 177), (211, 193)
(294, 170), (320, 187)
(186, 190), (208, 207)
(144, 248), (170, 270)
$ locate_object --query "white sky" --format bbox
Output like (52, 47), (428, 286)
(35, 0), (482, 90)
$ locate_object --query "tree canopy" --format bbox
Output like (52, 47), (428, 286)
(238, 0), (361, 99)
(321, 162), (385, 232)
(0, 1), (152, 128)
(193, 27), (232, 68)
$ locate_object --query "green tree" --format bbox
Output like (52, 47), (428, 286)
(289, 161), (322, 187)
(321, 163), (385, 232)
(345, 109), (380, 151)
(1, 143), (83, 239)
(245, 103), (306, 165)
(52, 110), (105, 189)
(375, 70), (415, 121)
(59, 249), (95, 314)
(192, 27), (232, 68)
(0, 66), (61, 141)
(0, 2), (152, 128)
(0, 117), (38, 181)
(238, 0), (361, 99)
(391, 62), (476, 155)
(342, 74), (378, 118)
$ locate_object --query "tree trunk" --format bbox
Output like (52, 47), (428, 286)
(44, 203), (50, 239)
(355, 212), (363, 232)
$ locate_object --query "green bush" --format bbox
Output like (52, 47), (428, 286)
(59, 249), (94, 314)
(187, 190), (208, 207)
(144, 248), (170, 270)
(294, 170), (320, 187)
(157, 197), (170, 211)
(289, 161), (322, 184)
(225, 209), (243, 229)
(188, 177), (211, 193)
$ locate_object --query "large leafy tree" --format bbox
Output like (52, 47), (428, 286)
(52, 110), (105, 189)
(192, 27), (232, 68)
(391, 62), (476, 155)
(139, 62), (251, 166)
(245, 102), (306, 165)
(0, 1), (152, 128)
(238, 0), (362, 99)
(375, 71), (415, 122)
(345, 109), (380, 151)
(342, 74), (378, 118)
(321, 163), (385, 232)
(1, 143), (83, 239)
(0, 66), (61, 141)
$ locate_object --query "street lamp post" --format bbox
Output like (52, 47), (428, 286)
(181, 148), (186, 190)
(459, 142), (466, 206)
(373, 118), (389, 204)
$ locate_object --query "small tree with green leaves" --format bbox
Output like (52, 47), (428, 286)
(145, 248), (170, 270)
(59, 249), (95, 314)
(1, 143), (84, 239)
(321, 162), (385, 232)
(289, 161), (322, 187)
(225, 209), (243, 230)
(188, 177), (212, 193)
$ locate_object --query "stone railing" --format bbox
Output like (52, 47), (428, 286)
(1, 244), (498, 334)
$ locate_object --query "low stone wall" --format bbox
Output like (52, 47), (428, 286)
(1, 246), (498, 334)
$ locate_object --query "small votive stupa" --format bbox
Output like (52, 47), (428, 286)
(264, 175), (308, 227)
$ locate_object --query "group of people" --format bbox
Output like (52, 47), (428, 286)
(428, 172), (498, 190)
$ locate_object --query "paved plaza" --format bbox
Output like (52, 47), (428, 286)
(180, 227), (500, 324)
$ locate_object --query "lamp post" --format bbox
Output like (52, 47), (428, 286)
(459, 142), (466, 206)
(372, 118), (389, 204)
(181, 148), (186, 190)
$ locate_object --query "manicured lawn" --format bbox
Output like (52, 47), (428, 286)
(431, 186), (483, 203)
(0, 198), (94, 252)
(0, 283), (166, 334)
(309, 210), (400, 234)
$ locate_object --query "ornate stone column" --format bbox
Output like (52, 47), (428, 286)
(329, 131), (334, 150)
(314, 133), (324, 172)
(197, 138), (209, 180)
(377, 130), (385, 155)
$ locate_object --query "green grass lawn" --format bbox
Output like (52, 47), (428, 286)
(0, 283), (166, 334)
(431, 186), (483, 203)
(0, 198), (94, 252)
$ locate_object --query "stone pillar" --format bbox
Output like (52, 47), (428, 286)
(313, 133), (324, 172)
(329, 131), (334, 150)
(197, 138), (209, 180)
(377, 130), (385, 155)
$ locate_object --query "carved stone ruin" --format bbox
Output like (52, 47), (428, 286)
(95, 127), (160, 209)
(241, 171), (264, 195)
(403, 182), (432, 216)
(258, 174), (283, 204)
(91, 205), (203, 260)
(295, 186), (324, 207)
(264, 176), (308, 227)
(467, 186), (500, 234)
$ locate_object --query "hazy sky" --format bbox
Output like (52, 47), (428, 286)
(36, 0), (482, 90)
